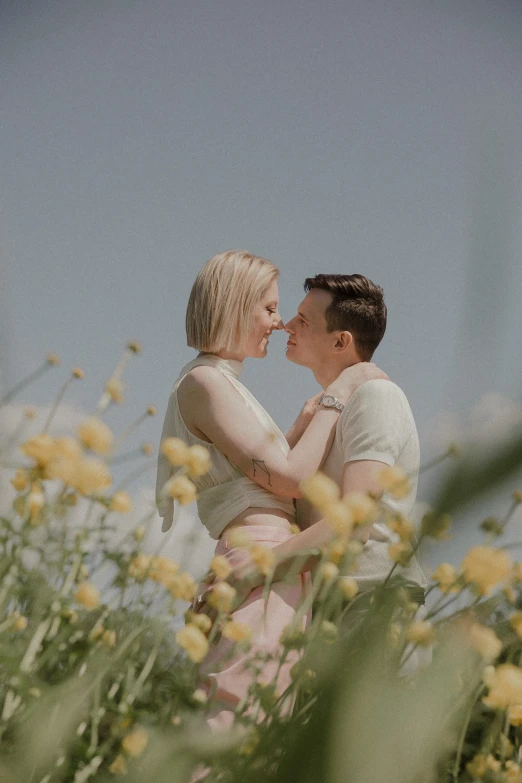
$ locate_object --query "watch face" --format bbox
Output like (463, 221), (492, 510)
(322, 395), (335, 406)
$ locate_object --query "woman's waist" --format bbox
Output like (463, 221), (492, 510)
(221, 506), (295, 537)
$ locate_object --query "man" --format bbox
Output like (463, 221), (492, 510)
(283, 273), (427, 598)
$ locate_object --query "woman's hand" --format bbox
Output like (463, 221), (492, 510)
(194, 557), (264, 619)
(325, 362), (389, 406)
(286, 392), (323, 447)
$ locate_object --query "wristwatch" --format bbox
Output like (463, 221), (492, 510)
(318, 394), (344, 412)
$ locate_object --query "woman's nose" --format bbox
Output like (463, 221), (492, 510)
(273, 313), (284, 330)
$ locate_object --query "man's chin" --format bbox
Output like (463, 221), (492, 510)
(285, 347), (305, 366)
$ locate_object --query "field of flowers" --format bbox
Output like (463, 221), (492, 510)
(1, 345), (522, 783)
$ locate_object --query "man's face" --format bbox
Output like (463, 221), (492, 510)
(284, 289), (337, 368)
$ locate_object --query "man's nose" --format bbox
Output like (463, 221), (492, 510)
(284, 317), (296, 334)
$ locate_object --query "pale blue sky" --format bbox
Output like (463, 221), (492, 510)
(2, 0), (522, 564)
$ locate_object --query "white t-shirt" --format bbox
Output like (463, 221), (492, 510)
(297, 379), (427, 592)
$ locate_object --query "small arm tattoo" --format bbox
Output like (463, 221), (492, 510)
(252, 459), (272, 486)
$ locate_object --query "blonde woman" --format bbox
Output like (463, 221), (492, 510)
(156, 250), (384, 732)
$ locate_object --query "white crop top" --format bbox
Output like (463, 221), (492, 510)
(155, 354), (295, 539)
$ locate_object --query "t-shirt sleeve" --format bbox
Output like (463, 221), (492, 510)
(339, 380), (413, 466)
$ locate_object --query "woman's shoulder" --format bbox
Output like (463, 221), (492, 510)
(177, 365), (235, 400)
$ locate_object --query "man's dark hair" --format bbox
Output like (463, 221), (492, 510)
(304, 274), (387, 360)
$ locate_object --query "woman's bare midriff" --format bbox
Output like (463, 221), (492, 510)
(221, 506), (295, 537)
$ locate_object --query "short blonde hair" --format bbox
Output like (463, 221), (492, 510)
(186, 250), (279, 353)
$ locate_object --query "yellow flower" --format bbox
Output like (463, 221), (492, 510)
(461, 546), (512, 596)
(185, 612), (212, 634)
(379, 465), (410, 499)
(132, 525), (146, 542)
(10, 469), (29, 492)
(192, 688), (208, 705)
(466, 754), (500, 779)
(387, 514), (415, 541)
(176, 624), (209, 663)
(24, 407), (37, 419)
(75, 582), (101, 610)
(105, 378), (125, 403)
(148, 556), (179, 585)
(513, 490), (522, 504)
(161, 437), (189, 466)
(129, 553), (153, 581)
(343, 491), (379, 526)
(77, 417), (114, 455)
(46, 353), (60, 365)
(508, 705), (522, 727)
(208, 582), (236, 613)
(71, 458), (112, 496)
(147, 405), (157, 416)
(186, 445), (211, 477)
(405, 621), (434, 647)
(167, 572), (197, 602)
(320, 620), (338, 644)
(121, 726), (148, 757)
(141, 442), (154, 456)
(468, 623), (502, 662)
(300, 472), (339, 511)
(14, 615), (28, 631)
(505, 586), (517, 604)
(20, 433), (55, 468)
(127, 341), (141, 354)
(388, 542), (412, 566)
(323, 501), (353, 535)
(512, 562), (522, 582)
(72, 367), (84, 379)
(431, 563), (459, 593)
(326, 538), (348, 565)
(210, 555), (232, 580)
(28, 486), (45, 525)
(101, 629), (116, 649)
(510, 612), (522, 638)
(249, 543), (275, 576)
(338, 577), (358, 600)
(483, 664), (522, 709)
(165, 475), (197, 505)
(44, 437), (84, 482)
(222, 620), (252, 643)
(108, 754), (127, 775)
(505, 761), (522, 783)
(109, 491), (132, 513)
(321, 562), (339, 583)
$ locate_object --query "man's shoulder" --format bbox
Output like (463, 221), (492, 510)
(343, 378), (412, 414)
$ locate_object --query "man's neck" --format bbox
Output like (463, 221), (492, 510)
(313, 360), (357, 390)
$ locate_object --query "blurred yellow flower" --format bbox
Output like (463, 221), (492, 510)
(326, 538), (347, 565)
(108, 754), (127, 775)
(129, 553), (153, 581)
(176, 624), (209, 663)
(147, 405), (157, 416)
(405, 621), (434, 647)
(512, 562), (522, 582)
(483, 664), (522, 709)
(320, 620), (338, 644)
(46, 353), (60, 365)
(77, 417), (114, 455)
(10, 469), (29, 492)
(71, 458), (112, 496)
(239, 728), (260, 756)
(466, 754), (500, 778)
(343, 491), (379, 526)
(210, 555), (232, 580)
(121, 726), (148, 757)
(109, 491), (132, 513)
(132, 525), (146, 542)
(378, 465), (410, 499)
(431, 563), (459, 593)
(222, 620), (252, 643)
(192, 688), (208, 705)
(468, 623), (502, 662)
(101, 629), (116, 649)
(513, 490), (522, 504)
(24, 406), (37, 419)
(387, 514), (415, 541)
(388, 542), (412, 566)
(505, 761), (522, 783)
(72, 367), (84, 379)
(508, 705), (522, 727)
(208, 582), (236, 613)
(338, 576), (358, 600)
(75, 582), (101, 611)
(165, 475), (197, 505)
(28, 486), (45, 525)
(510, 612), (522, 638)
(105, 378), (125, 404)
(461, 546), (512, 596)
(161, 437), (189, 467)
(227, 528), (252, 548)
(149, 556), (179, 585)
(323, 501), (353, 535)
(300, 472), (339, 511)
(167, 572), (197, 602)
(321, 562), (339, 583)
(127, 340), (141, 354)
(141, 441), (154, 456)
(186, 612), (212, 634)
(20, 433), (55, 468)
(186, 445), (211, 477)
(249, 543), (275, 576)
(14, 615), (28, 631)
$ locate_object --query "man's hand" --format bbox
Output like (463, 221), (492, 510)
(325, 362), (389, 406)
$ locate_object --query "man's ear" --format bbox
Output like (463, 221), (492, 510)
(333, 331), (353, 352)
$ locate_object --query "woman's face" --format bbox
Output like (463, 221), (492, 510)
(245, 279), (284, 359)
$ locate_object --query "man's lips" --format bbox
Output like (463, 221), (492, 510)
(287, 340), (296, 346)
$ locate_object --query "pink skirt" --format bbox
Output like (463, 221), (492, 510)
(199, 525), (310, 732)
